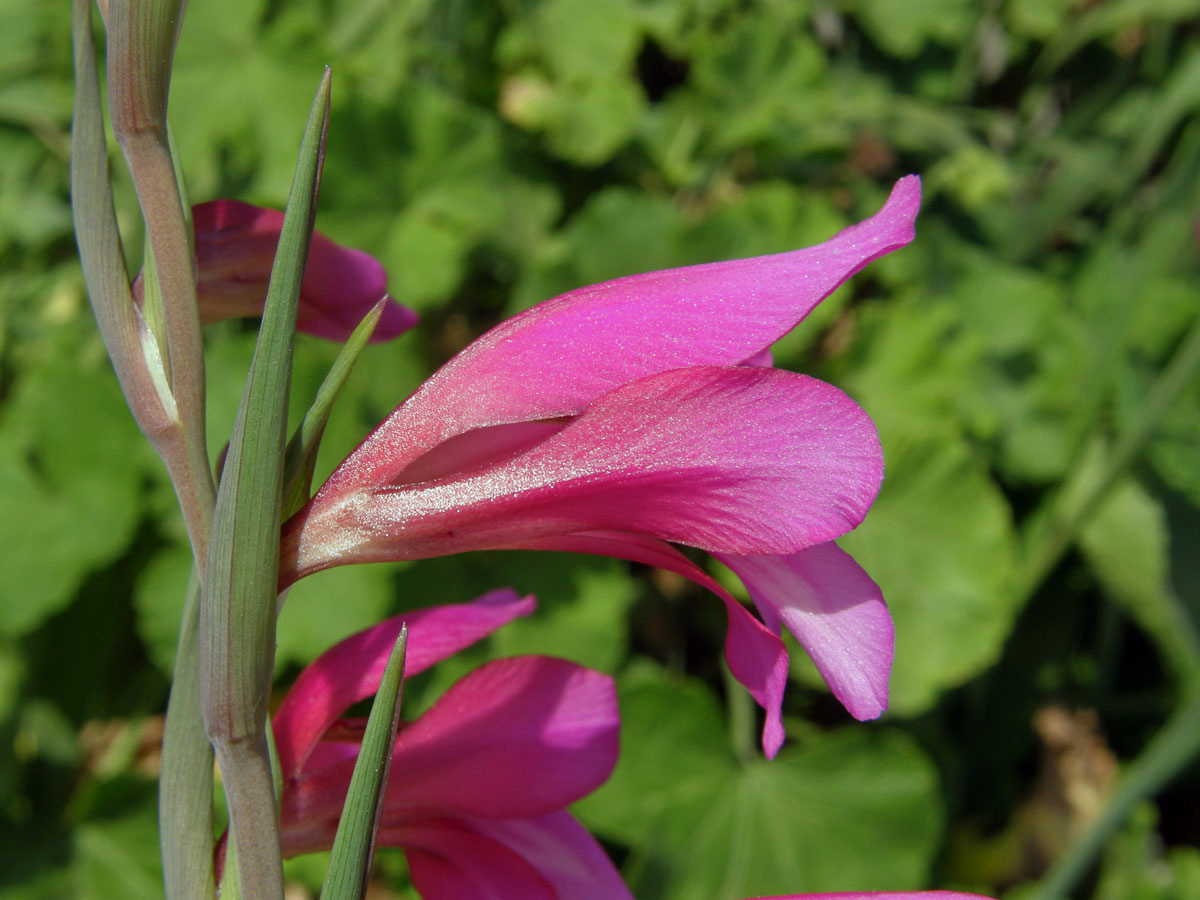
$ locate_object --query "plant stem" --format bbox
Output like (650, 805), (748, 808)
(723, 662), (756, 763)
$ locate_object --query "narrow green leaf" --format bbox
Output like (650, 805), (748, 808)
(282, 298), (388, 518)
(201, 68), (332, 900)
(320, 627), (408, 900)
(158, 574), (216, 900)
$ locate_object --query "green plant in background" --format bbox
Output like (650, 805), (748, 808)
(2, 0), (1200, 898)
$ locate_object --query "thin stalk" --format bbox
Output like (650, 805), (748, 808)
(722, 662), (756, 764)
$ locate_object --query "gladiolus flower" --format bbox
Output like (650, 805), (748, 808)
(745, 894), (993, 899)
(280, 177), (922, 757)
(271, 588), (632, 900)
(134, 199), (417, 341)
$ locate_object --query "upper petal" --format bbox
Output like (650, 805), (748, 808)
(283, 365), (883, 582)
(719, 544), (893, 721)
(316, 176), (919, 494)
(191, 199), (417, 342)
(272, 589), (535, 777)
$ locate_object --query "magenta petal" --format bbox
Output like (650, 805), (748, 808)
(272, 589), (535, 776)
(720, 544), (893, 721)
(394, 813), (632, 900)
(317, 176), (919, 493)
(454, 812), (634, 900)
(515, 530), (789, 758)
(285, 366), (883, 581)
(192, 199), (417, 342)
(384, 656), (618, 819)
(744, 894), (994, 900)
(397, 820), (558, 900)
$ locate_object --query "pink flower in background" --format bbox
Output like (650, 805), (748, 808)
(746, 894), (992, 899)
(135, 199), (417, 341)
(270, 588), (630, 900)
(279, 177), (921, 757)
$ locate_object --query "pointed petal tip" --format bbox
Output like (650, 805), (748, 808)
(886, 173), (922, 237)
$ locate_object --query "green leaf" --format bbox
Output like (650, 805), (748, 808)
(1078, 479), (1200, 688)
(857, 0), (977, 59)
(0, 346), (146, 637)
(201, 68), (331, 900)
(1093, 803), (1200, 900)
(73, 808), (162, 900)
(133, 545), (193, 676)
(576, 664), (943, 898)
(319, 627), (407, 900)
(203, 66), (330, 740)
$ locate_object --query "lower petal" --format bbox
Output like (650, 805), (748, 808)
(461, 811), (634, 900)
(273, 589), (535, 777)
(398, 820), (558, 900)
(517, 531), (789, 758)
(719, 544), (893, 721)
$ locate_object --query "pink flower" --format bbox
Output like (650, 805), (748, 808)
(271, 588), (632, 900)
(135, 199), (417, 341)
(746, 894), (992, 899)
(279, 177), (922, 757)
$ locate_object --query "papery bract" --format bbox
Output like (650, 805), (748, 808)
(271, 589), (631, 900)
(133, 199), (417, 341)
(281, 177), (921, 756)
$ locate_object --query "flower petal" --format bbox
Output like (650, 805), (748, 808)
(272, 589), (535, 776)
(515, 530), (789, 758)
(396, 820), (558, 900)
(284, 366), (883, 582)
(282, 656), (619, 827)
(394, 812), (632, 900)
(720, 544), (893, 721)
(191, 199), (416, 342)
(743, 894), (994, 899)
(316, 176), (919, 493)
(383, 656), (618, 819)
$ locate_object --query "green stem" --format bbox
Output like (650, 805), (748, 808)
(214, 736), (285, 900)
(722, 662), (756, 764)
(1029, 691), (1200, 900)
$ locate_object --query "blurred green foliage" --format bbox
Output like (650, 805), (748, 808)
(2, 0), (1200, 897)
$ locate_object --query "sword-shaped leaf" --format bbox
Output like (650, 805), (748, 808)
(319, 627), (409, 900)
(201, 67), (332, 900)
